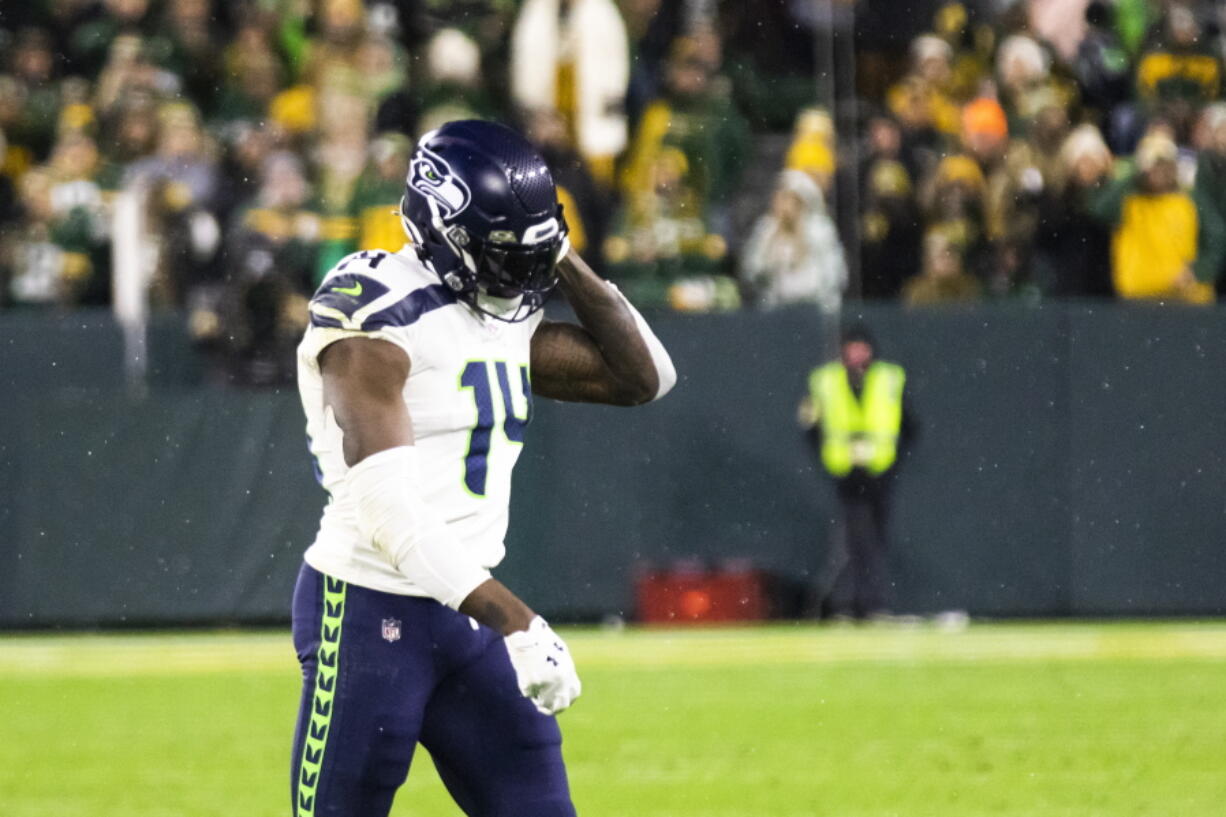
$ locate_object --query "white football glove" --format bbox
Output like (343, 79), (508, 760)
(504, 616), (581, 716)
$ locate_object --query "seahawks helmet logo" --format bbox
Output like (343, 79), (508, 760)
(409, 146), (471, 219)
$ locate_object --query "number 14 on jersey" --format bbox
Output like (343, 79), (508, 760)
(460, 360), (531, 497)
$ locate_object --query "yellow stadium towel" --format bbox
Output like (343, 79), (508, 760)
(359, 205), (405, 253)
(320, 216), (359, 242)
(555, 186), (587, 253)
(270, 85), (317, 134)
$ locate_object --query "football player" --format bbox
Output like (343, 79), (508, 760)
(290, 120), (675, 817)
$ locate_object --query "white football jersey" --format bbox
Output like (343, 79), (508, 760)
(296, 246), (542, 596)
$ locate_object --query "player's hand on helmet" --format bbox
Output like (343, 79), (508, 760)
(504, 616), (581, 716)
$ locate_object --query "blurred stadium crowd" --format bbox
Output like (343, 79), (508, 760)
(1, 0), (1225, 382)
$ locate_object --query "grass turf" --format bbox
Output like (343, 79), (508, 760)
(3, 622), (1225, 816)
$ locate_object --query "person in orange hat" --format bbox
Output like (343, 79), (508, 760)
(958, 97), (1009, 247)
(956, 95), (1054, 295)
(961, 97), (1009, 166)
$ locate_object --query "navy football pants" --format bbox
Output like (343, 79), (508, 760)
(290, 563), (576, 817)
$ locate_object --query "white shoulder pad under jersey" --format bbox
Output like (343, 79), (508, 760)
(296, 245), (544, 597)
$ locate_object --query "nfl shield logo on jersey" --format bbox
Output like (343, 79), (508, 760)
(381, 618), (401, 643)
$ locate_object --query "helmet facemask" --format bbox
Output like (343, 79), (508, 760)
(460, 221), (567, 322)
(403, 194), (567, 323)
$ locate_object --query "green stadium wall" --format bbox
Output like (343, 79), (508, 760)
(2, 304), (1225, 626)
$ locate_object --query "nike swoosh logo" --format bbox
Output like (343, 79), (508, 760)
(330, 281), (363, 296)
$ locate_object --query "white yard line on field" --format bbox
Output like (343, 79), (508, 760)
(2, 624), (1225, 677)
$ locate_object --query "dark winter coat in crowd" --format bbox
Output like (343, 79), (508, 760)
(1032, 184), (1114, 297)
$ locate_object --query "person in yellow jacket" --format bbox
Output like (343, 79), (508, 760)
(1087, 133), (1220, 302)
(800, 325), (914, 620)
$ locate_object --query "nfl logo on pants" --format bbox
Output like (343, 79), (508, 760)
(381, 618), (401, 643)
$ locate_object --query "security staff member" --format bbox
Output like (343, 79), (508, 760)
(801, 324), (913, 620)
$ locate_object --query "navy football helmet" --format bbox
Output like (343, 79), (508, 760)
(400, 120), (568, 322)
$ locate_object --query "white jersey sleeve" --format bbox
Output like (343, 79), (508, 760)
(300, 248), (454, 365)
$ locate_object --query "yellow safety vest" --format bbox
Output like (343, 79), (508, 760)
(809, 360), (906, 477)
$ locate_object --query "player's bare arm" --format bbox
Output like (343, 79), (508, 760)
(319, 336), (536, 636)
(318, 337), (413, 464)
(531, 249), (677, 405)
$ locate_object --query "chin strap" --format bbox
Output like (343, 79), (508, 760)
(474, 290), (526, 319)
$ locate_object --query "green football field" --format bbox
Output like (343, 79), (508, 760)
(4, 622), (1225, 817)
